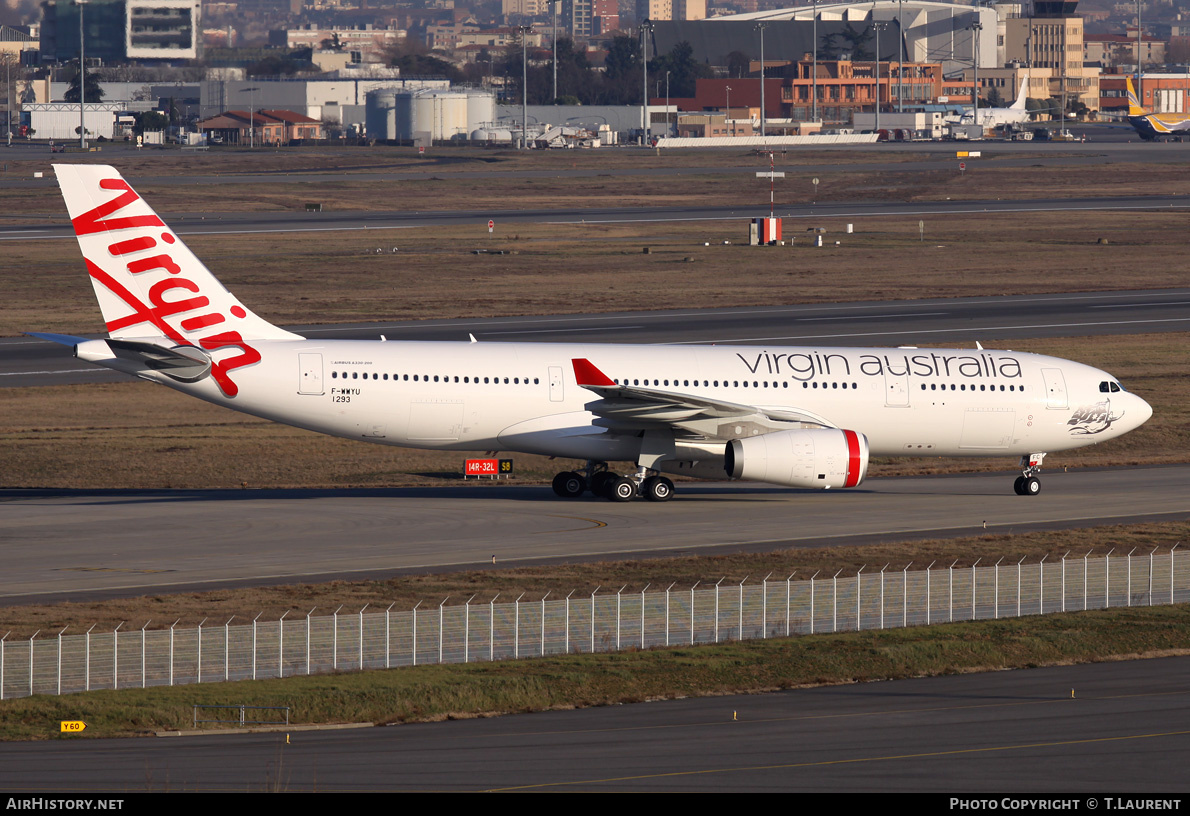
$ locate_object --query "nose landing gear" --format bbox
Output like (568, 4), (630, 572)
(1013, 453), (1046, 496)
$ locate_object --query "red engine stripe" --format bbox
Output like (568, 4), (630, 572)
(843, 430), (861, 488)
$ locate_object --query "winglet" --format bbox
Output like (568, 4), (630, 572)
(572, 358), (616, 387)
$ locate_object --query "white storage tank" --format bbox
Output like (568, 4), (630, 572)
(365, 89), (496, 141)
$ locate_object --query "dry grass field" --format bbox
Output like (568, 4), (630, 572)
(3, 210), (1189, 336)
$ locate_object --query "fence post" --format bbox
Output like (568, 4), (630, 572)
(665, 583), (675, 646)
(57, 627), (66, 696)
(194, 619), (202, 686)
(250, 614), (260, 681)
(513, 593), (523, 660)
(1172, 544), (1180, 604)
(879, 566), (887, 629)
(945, 561), (953, 624)
(85, 624), (94, 692)
(490, 594), (499, 662)
(562, 592), (569, 656)
(385, 604), (394, 668)
(1084, 551), (1091, 611)
(539, 592), (549, 657)
(972, 558), (981, 620)
(761, 573), (772, 638)
(279, 611), (289, 678)
(29, 630), (38, 697)
(810, 572), (819, 634)
(411, 602), (420, 666)
(690, 582), (699, 644)
(1, 632), (7, 700)
(615, 586), (624, 651)
(714, 579), (724, 643)
(832, 570), (841, 633)
(994, 558), (1004, 619)
(358, 605), (368, 671)
(1127, 548), (1136, 607)
(737, 577), (748, 640)
(113, 621), (123, 690)
(306, 608), (315, 676)
(222, 617), (230, 683)
(1149, 549), (1156, 606)
(787, 573), (795, 636)
(439, 597), (450, 665)
(333, 606), (342, 670)
(902, 563), (912, 628)
(465, 595), (476, 664)
(590, 587), (600, 653)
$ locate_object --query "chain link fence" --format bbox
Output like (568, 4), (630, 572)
(2, 548), (1186, 699)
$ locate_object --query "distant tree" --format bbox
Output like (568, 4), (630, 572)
(63, 68), (103, 103)
(726, 50), (751, 78)
(133, 110), (169, 133)
(985, 85), (1004, 108)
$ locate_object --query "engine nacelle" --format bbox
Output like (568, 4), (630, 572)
(725, 429), (869, 489)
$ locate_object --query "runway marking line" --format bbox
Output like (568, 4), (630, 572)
(488, 724), (1190, 791)
(539, 515), (608, 532)
(476, 686), (1190, 790)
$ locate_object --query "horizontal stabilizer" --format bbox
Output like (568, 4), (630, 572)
(105, 338), (213, 382)
(25, 331), (93, 346)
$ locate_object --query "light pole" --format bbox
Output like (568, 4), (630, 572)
(240, 86), (259, 147)
(725, 85), (732, 136)
(1136, 0), (1143, 102)
(897, 0), (904, 113)
(873, 20), (888, 133)
(640, 19), (653, 144)
(549, 0), (561, 102)
(755, 21), (767, 138)
(75, 0), (88, 149)
(968, 20), (982, 125)
(665, 70), (671, 137)
(519, 25), (530, 149)
(812, 0), (818, 123)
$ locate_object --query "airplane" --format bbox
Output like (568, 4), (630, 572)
(30, 164), (1152, 502)
(1124, 76), (1190, 140)
(946, 76), (1031, 128)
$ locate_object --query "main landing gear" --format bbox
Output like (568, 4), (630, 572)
(1013, 453), (1046, 496)
(551, 462), (674, 502)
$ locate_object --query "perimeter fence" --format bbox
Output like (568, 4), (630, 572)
(2, 547), (1186, 699)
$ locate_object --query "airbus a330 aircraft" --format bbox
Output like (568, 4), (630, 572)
(33, 165), (1152, 503)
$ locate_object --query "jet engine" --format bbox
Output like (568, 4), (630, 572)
(725, 428), (869, 489)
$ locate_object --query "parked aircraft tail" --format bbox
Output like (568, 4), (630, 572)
(1126, 77), (1148, 117)
(1009, 76), (1029, 110)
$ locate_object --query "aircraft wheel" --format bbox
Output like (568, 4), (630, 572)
(642, 476), (674, 502)
(552, 471), (586, 498)
(590, 471), (616, 498)
(607, 477), (637, 502)
(1013, 476), (1026, 495)
(1022, 476), (1041, 496)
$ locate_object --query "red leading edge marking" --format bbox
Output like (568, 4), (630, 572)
(76, 177), (260, 398)
(843, 430), (861, 488)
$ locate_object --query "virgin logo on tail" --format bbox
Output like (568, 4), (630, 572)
(76, 178), (259, 397)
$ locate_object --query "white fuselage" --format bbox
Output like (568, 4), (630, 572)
(121, 339), (1150, 467)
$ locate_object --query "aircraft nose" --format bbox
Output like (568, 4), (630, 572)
(1132, 394), (1154, 429)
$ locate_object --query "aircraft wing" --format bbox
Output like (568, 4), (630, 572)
(571, 358), (834, 440)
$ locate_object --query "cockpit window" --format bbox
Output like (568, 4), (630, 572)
(1100, 381), (1123, 393)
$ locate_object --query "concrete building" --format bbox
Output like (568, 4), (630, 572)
(676, 2), (999, 76)
(1001, 0), (1098, 117)
(39, 0), (200, 63)
(1101, 72), (1190, 118)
